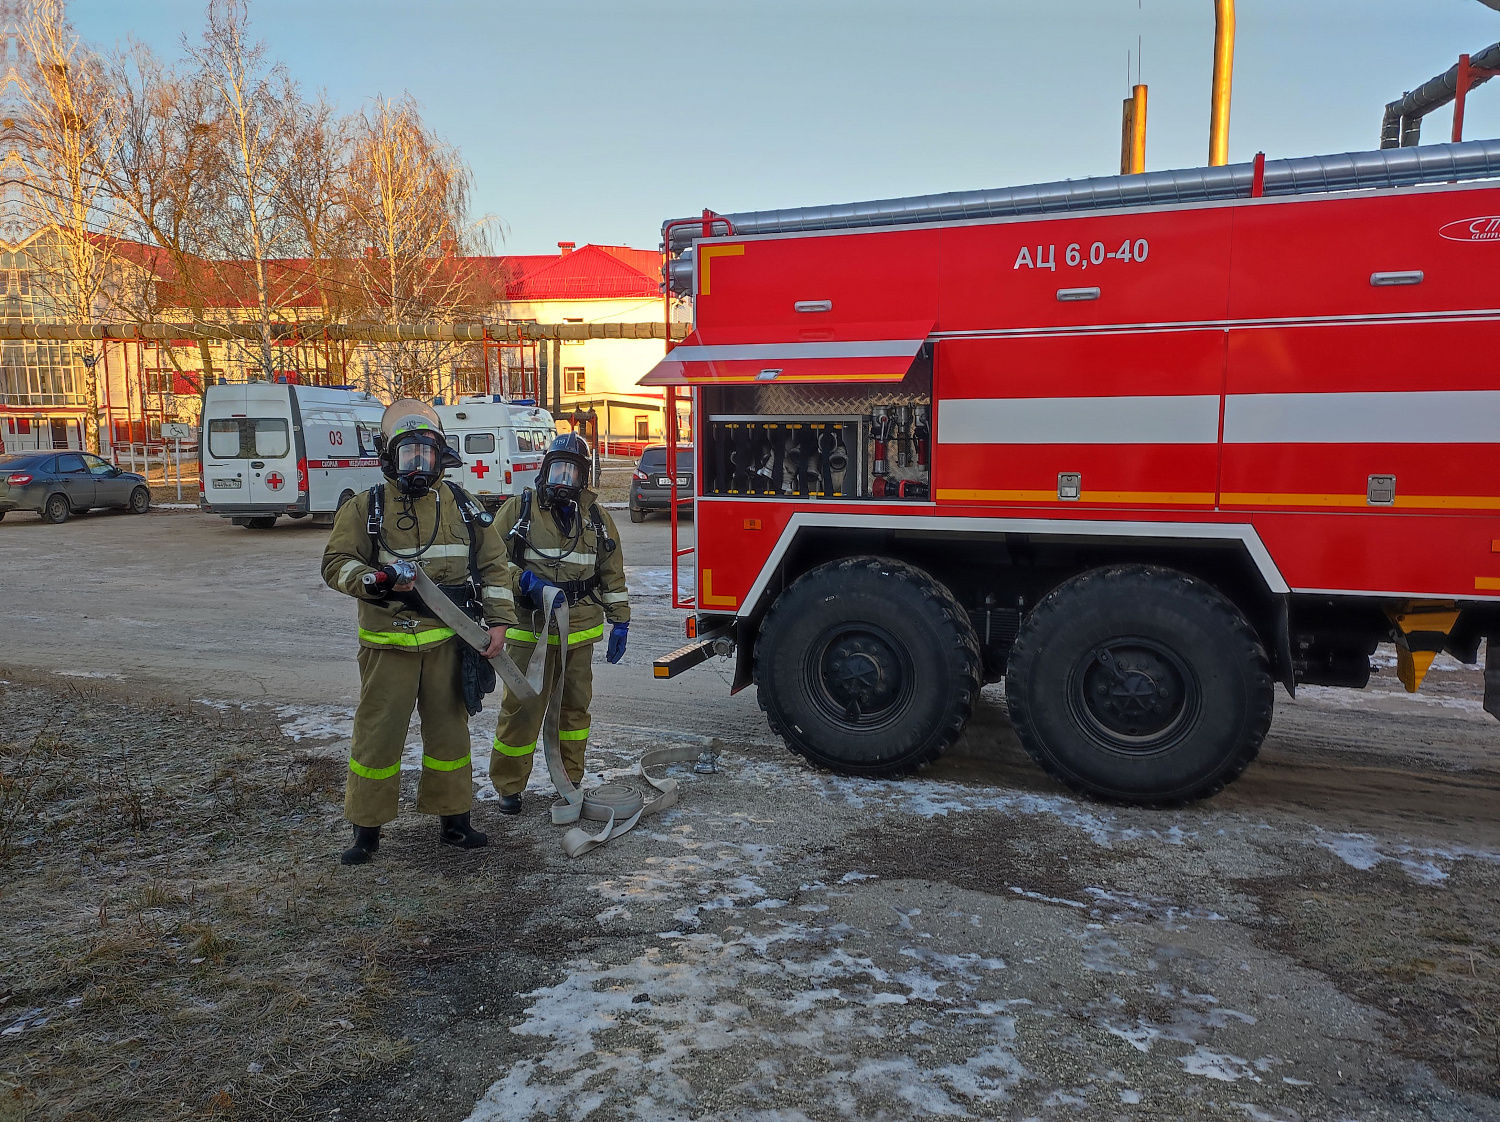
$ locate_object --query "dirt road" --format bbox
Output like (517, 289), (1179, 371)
(2, 506), (1499, 1120)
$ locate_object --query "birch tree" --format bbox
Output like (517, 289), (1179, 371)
(188, 0), (298, 381)
(271, 93), (358, 380)
(15, 0), (123, 451)
(104, 41), (229, 391)
(346, 95), (485, 400)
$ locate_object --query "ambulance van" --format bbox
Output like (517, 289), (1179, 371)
(435, 395), (556, 511)
(200, 382), (385, 529)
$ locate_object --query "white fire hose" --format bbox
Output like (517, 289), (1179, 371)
(412, 566), (717, 857)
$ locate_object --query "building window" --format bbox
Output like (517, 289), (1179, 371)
(635, 415), (649, 441)
(564, 367), (586, 394)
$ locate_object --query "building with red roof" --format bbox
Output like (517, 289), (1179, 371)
(0, 230), (679, 458)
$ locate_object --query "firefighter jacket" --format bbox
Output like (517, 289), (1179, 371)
(322, 482), (518, 652)
(493, 486), (629, 648)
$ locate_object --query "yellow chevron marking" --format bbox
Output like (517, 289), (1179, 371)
(698, 244), (744, 296)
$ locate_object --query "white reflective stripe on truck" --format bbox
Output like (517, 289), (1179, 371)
(727, 511), (1291, 619)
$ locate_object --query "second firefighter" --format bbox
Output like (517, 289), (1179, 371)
(490, 433), (629, 812)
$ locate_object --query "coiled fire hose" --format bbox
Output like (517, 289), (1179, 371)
(412, 566), (716, 857)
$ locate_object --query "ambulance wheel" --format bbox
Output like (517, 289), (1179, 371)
(42, 493), (69, 524)
(337, 489), (355, 509)
(244, 516), (277, 530)
(1004, 565), (1273, 806)
(629, 507), (646, 523)
(755, 556), (980, 777)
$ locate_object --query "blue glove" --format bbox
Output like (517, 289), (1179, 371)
(606, 622), (629, 664)
(517, 569), (542, 608)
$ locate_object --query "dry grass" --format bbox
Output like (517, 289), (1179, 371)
(0, 679), (471, 1121)
(1243, 866), (1500, 1096)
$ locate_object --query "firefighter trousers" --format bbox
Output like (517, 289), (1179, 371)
(490, 642), (594, 796)
(345, 641), (473, 827)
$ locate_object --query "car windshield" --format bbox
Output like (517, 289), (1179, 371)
(640, 448), (693, 471)
(208, 417), (290, 459)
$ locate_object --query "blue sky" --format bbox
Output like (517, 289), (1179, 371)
(69, 0), (1500, 255)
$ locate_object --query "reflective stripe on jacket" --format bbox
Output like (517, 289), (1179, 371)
(322, 482), (518, 651)
(491, 486), (629, 647)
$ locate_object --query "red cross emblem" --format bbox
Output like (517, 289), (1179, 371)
(265, 472), (285, 491)
(471, 461), (490, 479)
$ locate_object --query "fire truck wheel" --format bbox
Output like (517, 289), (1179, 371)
(755, 556), (980, 777)
(1005, 565), (1273, 806)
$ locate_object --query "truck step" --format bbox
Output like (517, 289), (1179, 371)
(653, 639), (721, 679)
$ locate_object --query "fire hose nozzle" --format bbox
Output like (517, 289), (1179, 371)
(362, 558), (419, 592)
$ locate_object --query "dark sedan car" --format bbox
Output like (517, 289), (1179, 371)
(628, 444), (694, 522)
(0, 451), (150, 524)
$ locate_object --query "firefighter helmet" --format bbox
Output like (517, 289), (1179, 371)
(537, 431), (592, 508)
(376, 399), (462, 497)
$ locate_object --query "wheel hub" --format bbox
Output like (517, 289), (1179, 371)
(809, 626), (912, 727)
(1072, 639), (1194, 748)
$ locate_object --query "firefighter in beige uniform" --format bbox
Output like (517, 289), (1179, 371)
(321, 400), (517, 865)
(490, 432), (629, 813)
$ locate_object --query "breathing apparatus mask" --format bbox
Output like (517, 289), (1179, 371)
(536, 432), (592, 510)
(375, 399), (462, 498)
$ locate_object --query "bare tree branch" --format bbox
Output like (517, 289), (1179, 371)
(13, 0), (124, 450)
(346, 95), (489, 400)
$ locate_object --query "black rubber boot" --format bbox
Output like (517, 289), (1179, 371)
(497, 793), (523, 816)
(440, 812), (489, 849)
(340, 824), (381, 866)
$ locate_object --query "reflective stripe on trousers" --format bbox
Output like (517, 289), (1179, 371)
(349, 757), (401, 781)
(493, 726), (588, 758)
(358, 626), (456, 648)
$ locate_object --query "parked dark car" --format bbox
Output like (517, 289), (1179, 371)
(0, 452), (150, 524)
(628, 445), (694, 523)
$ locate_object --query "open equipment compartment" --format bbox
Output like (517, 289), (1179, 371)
(696, 355), (932, 500)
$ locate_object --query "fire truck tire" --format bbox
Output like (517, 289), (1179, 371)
(755, 556), (980, 777)
(1004, 565), (1273, 806)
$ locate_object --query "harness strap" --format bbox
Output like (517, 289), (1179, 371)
(506, 488), (533, 565)
(586, 501), (615, 591)
(446, 481), (486, 613)
(511, 572), (601, 608)
(366, 484), (383, 542)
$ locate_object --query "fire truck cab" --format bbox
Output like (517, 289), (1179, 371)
(647, 139), (1500, 806)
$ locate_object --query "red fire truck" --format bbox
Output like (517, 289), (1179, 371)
(644, 139), (1500, 805)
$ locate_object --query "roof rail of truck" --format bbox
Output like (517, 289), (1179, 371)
(664, 137), (1500, 255)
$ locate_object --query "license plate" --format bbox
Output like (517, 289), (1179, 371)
(212, 478), (241, 489)
(657, 476), (689, 487)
